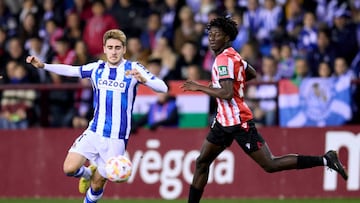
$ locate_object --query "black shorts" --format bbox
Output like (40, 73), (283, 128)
(206, 120), (265, 154)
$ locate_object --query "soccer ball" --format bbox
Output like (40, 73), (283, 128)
(105, 155), (132, 183)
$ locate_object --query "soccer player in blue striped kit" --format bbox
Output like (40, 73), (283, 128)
(26, 29), (168, 203)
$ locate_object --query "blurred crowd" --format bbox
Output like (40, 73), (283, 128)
(0, 0), (359, 129)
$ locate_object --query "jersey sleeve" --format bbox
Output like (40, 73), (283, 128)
(43, 64), (81, 77)
(132, 62), (168, 93)
(80, 60), (102, 78)
(132, 62), (155, 81)
(215, 54), (234, 80)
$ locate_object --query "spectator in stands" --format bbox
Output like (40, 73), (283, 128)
(0, 28), (7, 74)
(2, 60), (17, 84)
(149, 36), (177, 76)
(18, 0), (40, 23)
(170, 40), (202, 80)
(140, 11), (169, 50)
(254, 55), (279, 126)
(186, 64), (209, 81)
(269, 44), (281, 61)
(66, 0), (93, 23)
(83, 0), (118, 57)
(256, 0), (284, 56)
(223, 0), (241, 17)
(350, 51), (360, 79)
(5, 37), (26, 64)
(173, 5), (199, 53)
(0, 62), (36, 129)
(27, 35), (53, 64)
(306, 29), (336, 77)
(194, 0), (217, 24)
(185, 0), (201, 14)
(276, 43), (295, 79)
(333, 57), (355, 79)
(297, 12), (318, 54)
(292, 57), (311, 85)
(40, 0), (64, 30)
(239, 42), (261, 71)
(73, 39), (95, 66)
(131, 88), (179, 133)
(124, 35), (151, 66)
(243, 0), (262, 39)
(71, 39), (94, 129)
(64, 12), (84, 47)
(52, 36), (76, 65)
(0, 0), (17, 37)
(147, 57), (169, 80)
(318, 61), (332, 78)
(354, 6), (360, 49)
(333, 56), (358, 126)
(315, 0), (349, 27)
(283, 0), (304, 42)
(143, 0), (167, 15)
(110, 0), (144, 35)
(27, 35), (54, 83)
(4, 37), (39, 83)
(42, 18), (64, 51)
(161, 0), (184, 41)
(331, 9), (358, 65)
(103, 0), (116, 13)
(18, 12), (39, 49)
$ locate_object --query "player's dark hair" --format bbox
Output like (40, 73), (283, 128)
(207, 16), (238, 41)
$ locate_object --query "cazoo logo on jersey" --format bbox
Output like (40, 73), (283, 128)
(324, 131), (360, 191)
(98, 79), (126, 91)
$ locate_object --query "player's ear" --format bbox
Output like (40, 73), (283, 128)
(225, 35), (230, 43)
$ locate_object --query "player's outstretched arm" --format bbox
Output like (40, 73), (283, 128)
(26, 55), (81, 77)
(144, 77), (168, 93)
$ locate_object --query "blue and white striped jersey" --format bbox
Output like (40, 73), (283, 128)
(80, 60), (153, 140)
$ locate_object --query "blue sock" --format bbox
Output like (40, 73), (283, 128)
(66, 166), (84, 177)
(83, 187), (104, 203)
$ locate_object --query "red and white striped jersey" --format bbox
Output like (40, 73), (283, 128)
(211, 47), (253, 126)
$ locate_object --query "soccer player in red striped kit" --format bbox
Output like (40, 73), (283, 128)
(181, 16), (348, 203)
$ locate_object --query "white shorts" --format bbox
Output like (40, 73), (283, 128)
(69, 130), (126, 178)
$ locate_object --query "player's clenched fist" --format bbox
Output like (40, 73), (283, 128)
(26, 56), (45, 69)
(129, 69), (147, 83)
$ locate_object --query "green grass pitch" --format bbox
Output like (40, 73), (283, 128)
(0, 199), (359, 203)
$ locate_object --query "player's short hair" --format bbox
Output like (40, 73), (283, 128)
(103, 29), (127, 46)
(207, 16), (238, 41)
